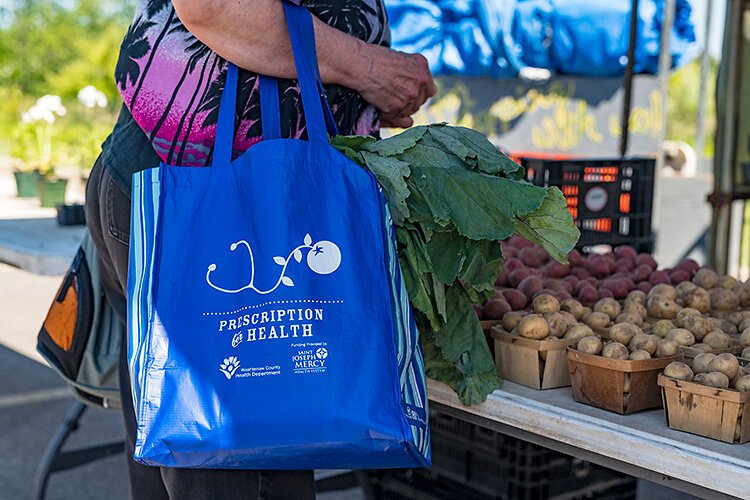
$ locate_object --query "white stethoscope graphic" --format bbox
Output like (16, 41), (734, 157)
(206, 233), (341, 294)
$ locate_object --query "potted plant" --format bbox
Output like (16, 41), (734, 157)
(20, 95), (68, 207)
(13, 166), (42, 198)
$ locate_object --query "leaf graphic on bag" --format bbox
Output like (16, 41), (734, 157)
(282, 276), (294, 287)
(293, 249), (303, 263)
(304, 234), (312, 246)
(273, 256), (286, 265)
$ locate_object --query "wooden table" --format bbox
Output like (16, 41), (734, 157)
(427, 379), (750, 500)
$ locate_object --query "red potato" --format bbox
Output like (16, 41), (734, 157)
(676, 259), (700, 276)
(668, 270), (690, 284)
(519, 246), (545, 268)
(552, 290), (573, 301)
(509, 235), (534, 248)
(502, 289), (529, 311)
(598, 288), (614, 299)
(533, 246), (551, 265)
(615, 258), (635, 273)
(483, 299), (511, 320)
(517, 276), (543, 299)
(635, 253), (658, 270)
(562, 275), (579, 293)
(542, 279), (568, 292)
(601, 279), (629, 299)
(568, 249), (584, 266)
(585, 256), (612, 278)
(544, 261), (570, 279)
(636, 281), (653, 294)
(473, 304), (485, 320)
(509, 269), (532, 288)
(577, 286), (598, 304)
(630, 265), (652, 283)
(503, 258), (524, 273)
(495, 271), (510, 287)
(502, 247), (518, 260)
(615, 245), (638, 260)
(649, 271), (671, 285)
(570, 267), (592, 280)
(575, 280), (592, 295)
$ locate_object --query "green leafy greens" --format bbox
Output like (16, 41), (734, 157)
(332, 124), (579, 405)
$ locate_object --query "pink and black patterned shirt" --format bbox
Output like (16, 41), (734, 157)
(112, 0), (389, 168)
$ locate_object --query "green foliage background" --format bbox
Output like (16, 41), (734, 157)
(0, 0), (132, 171)
(667, 57), (719, 156)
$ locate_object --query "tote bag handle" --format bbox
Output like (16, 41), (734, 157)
(213, 1), (338, 165)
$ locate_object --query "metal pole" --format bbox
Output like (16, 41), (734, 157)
(709, 0), (741, 272)
(652, 0), (676, 261)
(695, 0), (714, 157)
(620, 0), (641, 158)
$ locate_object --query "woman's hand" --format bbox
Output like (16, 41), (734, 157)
(343, 42), (436, 128)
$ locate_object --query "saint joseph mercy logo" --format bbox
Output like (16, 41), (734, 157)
(205, 233), (341, 294)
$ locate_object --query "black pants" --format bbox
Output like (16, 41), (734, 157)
(85, 158), (316, 500)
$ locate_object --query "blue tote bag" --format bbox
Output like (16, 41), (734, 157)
(126, 1), (430, 469)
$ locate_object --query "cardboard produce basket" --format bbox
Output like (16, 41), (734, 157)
(567, 348), (682, 414)
(658, 375), (750, 444)
(492, 328), (577, 390)
(680, 339), (742, 359)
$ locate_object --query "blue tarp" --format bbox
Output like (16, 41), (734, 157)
(386, 0), (698, 78)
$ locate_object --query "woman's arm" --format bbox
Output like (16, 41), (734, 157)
(172, 0), (435, 128)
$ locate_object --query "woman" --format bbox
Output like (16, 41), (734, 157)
(85, 0), (435, 498)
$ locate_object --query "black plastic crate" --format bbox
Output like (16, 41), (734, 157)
(371, 468), (499, 500)
(521, 157), (655, 253)
(422, 412), (638, 500)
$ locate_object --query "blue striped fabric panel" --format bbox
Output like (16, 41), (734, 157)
(381, 196), (431, 464)
(127, 168), (162, 413)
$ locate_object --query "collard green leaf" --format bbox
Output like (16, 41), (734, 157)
(368, 126), (428, 156)
(396, 228), (442, 330)
(458, 239), (504, 293)
(330, 134), (377, 153)
(425, 231), (465, 285)
(433, 286), (496, 376)
(408, 165), (547, 240)
(428, 125), (523, 178)
(330, 135), (375, 165)
(455, 371), (503, 405)
(514, 187), (580, 263)
(424, 125), (475, 165)
(360, 151), (411, 225)
(423, 336), (501, 406)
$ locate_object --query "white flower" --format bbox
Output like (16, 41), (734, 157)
(77, 85), (108, 108)
(36, 94), (67, 116)
(25, 104), (55, 124)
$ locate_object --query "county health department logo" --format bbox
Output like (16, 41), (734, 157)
(206, 233), (341, 295)
(316, 347), (328, 360)
(219, 356), (240, 379)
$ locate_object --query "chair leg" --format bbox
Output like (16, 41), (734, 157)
(30, 402), (125, 500)
(31, 402), (87, 500)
